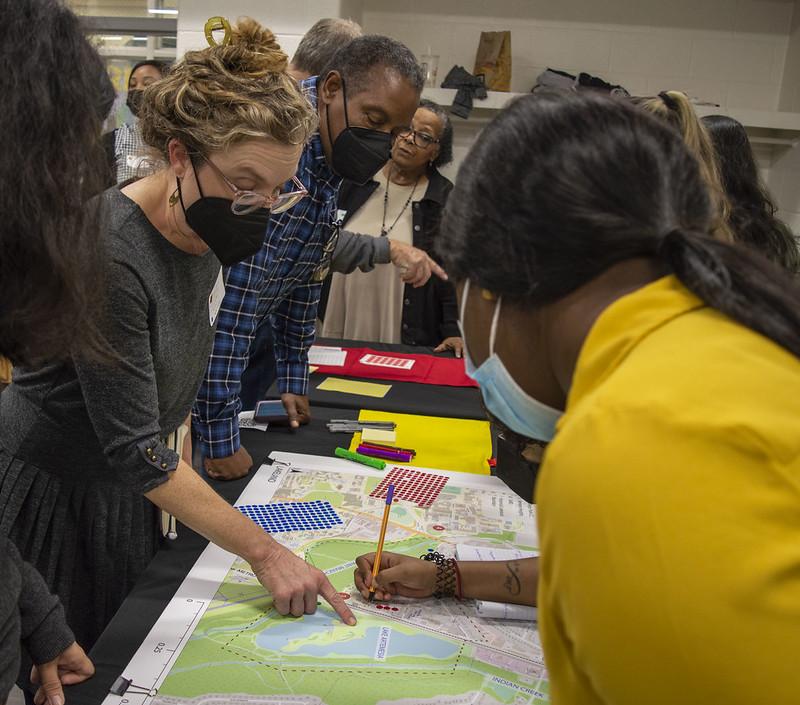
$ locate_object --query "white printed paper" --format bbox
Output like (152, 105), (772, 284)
(455, 545), (538, 561)
(238, 410), (268, 432)
(308, 345), (347, 366)
(475, 600), (537, 621)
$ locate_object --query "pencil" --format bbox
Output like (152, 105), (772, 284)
(369, 483), (395, 602)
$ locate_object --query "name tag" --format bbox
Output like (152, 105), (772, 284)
(208, 268), (225, 326)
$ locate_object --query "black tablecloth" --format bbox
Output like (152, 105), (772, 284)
(268, 339), (486, 420)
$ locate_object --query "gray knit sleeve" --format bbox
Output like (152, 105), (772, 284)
(3, 538), (75, 667)
(330, 229), (391, 274)
(0, 540), (22, 701)
(73, 260), (178, 493)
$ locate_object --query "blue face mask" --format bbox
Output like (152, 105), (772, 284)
(460, 280), (563, 442)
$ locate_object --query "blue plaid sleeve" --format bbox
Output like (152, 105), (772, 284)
(192, 259), (262, 459)
(272, 279), (322, 396)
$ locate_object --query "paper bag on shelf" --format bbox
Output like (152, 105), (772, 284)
(473, 30), (511, 92)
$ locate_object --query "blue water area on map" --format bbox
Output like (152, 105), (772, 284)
(255, 611), (459, 659)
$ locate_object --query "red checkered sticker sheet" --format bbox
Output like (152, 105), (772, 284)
(359, 353), (416, 370)
(369, 466), (449, 508)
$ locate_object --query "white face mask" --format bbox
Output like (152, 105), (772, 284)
(459, 280), (563, 442)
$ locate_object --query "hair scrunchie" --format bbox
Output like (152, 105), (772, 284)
(658, 91), (679, 111)
(657, 226), (733, 290)
(657, 227), (688, 260)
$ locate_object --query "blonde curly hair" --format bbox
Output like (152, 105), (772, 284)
(139, 17), (317, 159)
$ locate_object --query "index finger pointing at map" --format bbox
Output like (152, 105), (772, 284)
(319, 577), (357, 626)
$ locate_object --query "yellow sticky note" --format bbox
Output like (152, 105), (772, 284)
(361, 428), (397, 445)
(350, 410), (491, 475)
(317, 377), (392, 399)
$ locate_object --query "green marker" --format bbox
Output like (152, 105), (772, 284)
(335, 447), (386, 470)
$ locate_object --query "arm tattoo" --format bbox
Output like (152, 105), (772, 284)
(503, 560), (522, 596)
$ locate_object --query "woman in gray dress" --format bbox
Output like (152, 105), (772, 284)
(0, 16), (355, 664)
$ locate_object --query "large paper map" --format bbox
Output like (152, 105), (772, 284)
(106, 453), (544, 705)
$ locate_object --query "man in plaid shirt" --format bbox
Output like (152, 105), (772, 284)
(193, 36), (424, 479)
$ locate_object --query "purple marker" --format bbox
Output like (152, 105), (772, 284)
(357, 445), (413, 463)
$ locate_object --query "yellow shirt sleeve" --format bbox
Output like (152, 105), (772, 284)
(537, 400), (800, 705)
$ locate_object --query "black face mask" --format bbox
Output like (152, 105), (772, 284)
(326, 78), (393, 185)
(126, 89), (144, 117)
(177, 159), (269, 266)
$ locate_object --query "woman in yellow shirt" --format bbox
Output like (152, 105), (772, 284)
(355, 92), (800, 704)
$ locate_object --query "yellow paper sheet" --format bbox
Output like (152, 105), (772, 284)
(349, 410), (491, 475)
(316, 377), (392, 399)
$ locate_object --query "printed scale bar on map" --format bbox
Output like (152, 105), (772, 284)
(238, 500), (344, 533)
(369, 466), (449, 508)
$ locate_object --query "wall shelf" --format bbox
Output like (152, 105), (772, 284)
(423, 88), (800, 151)
(423, 88), (524, 112)
(693, 107), (800, 133)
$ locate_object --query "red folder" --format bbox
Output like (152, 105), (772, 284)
(312, 347), (477, 388)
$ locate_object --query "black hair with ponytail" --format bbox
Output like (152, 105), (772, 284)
(440, 91), (800, 358)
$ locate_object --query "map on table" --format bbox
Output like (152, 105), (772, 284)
(105, 452), (544, 705)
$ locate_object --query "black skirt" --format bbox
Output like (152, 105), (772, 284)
(0, 445), (162, 651)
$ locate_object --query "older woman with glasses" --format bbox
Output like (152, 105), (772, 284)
(321, 99), (463, 355)
(0, 16), (356, 665)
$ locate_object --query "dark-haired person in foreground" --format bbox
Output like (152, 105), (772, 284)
(703, 114), (800, 273)
(356, 92), (800, 703)
(194, 35), (430, 481)
(0, 0), (113, 702)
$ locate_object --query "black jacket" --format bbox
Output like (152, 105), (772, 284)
(321, 168), (460, 346)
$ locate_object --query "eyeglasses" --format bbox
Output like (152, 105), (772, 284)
(394, 127), (440, 148)
(194, 153), (308, 216)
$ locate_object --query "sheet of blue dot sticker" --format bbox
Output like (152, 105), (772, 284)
(237, 501), (343, 533)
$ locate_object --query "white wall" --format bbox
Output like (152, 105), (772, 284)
(779, 3), (800, 112)
(176, 0), (363, 59)
(768, 145), (800, 235)
(362, 0), (794, 109)
(774, 6), (800, 233)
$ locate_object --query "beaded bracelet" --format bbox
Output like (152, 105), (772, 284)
(420, 551), (462, 600)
